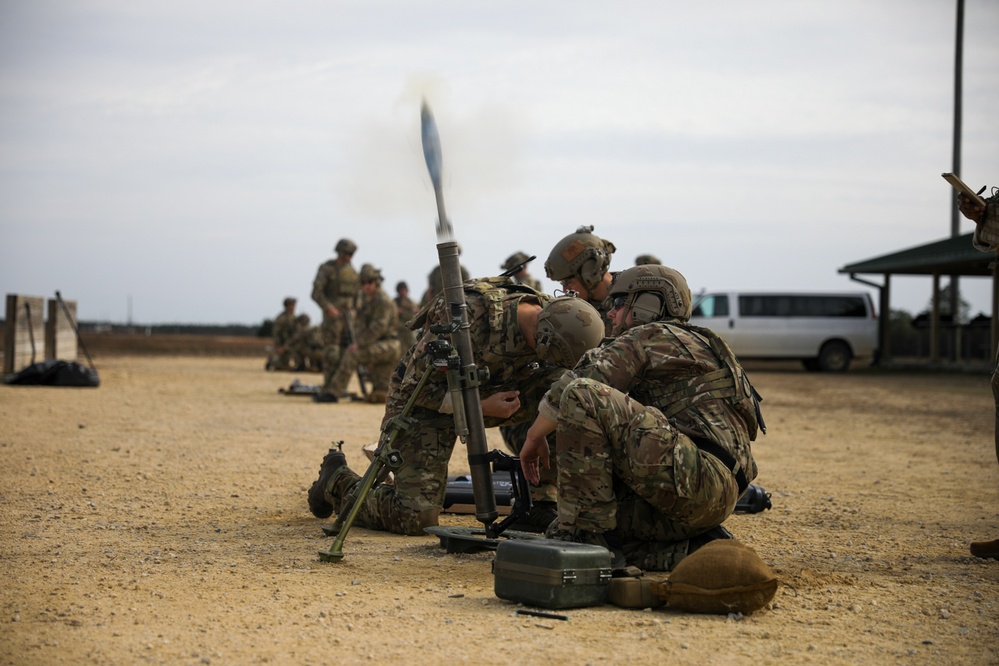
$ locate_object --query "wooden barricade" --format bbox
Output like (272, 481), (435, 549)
(46, 297), (79, 362)
(3, 294), (45, 374)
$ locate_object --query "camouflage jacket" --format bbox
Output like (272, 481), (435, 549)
(288, 325), (324, 351)
(394, 294), (420, 328)
(540, 319), (761, 482)
(354, 287), (399, 348)
(311, 259), (360, 313)
(393, 278), (565, 428)
(273, 311), (297, 346)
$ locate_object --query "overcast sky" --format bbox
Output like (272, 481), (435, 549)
(2, 0), (998, 325)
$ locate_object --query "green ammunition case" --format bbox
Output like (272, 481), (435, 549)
(492, 540), (613, 609)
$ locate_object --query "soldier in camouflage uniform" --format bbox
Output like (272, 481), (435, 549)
(420, 244), (470, 308)
(314, 265), (402, 404)
(502, 251), (543, 292)
(287, 314), (324, 372)
(266, 297), (298, 370)
(394, 281), (420, 352)
(521, 264), (765, 571)
(312, 239), (361, 390)
(544, 225), (618, 336)
(307, 279), (604, 536)
(958, 185), (999, 560)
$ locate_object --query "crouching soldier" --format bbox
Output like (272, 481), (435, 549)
(308, 279), (604, 535)
(521, 264), (765, 570)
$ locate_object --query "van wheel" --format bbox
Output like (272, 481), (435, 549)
(802, 358), (820, 372)
(818, 341), (852, 372)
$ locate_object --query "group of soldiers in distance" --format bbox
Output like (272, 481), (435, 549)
(266, 239), (566, 405)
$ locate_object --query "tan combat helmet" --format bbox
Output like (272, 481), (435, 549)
(544, 225), (616, 291)
(296, 313), (311, 326)
(635, 254), (661, 266)
(283, 297), (297, 308)
(610, 264), (692, 325)
(534, 296), (605, 368)
(502, 251), (532, 272)
(335, 238), (357, 256)
(359, 264), (383, 284)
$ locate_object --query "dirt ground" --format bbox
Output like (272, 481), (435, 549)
(1, 354), (998, 665)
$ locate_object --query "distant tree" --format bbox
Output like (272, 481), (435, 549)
(925, 280), (971, 324)
(258, 319), (273, 338)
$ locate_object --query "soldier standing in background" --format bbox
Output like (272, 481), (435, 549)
(312, 239), (360, 393)
(521, 264), (763, 571)
(266, 297), (298, 371)
(958, 185), (999, 560)
(502, 251), (543, 291)
(421, 244), (470, 308)
(394, 281), (419, 352)
(544, 225), (618, 336)
(314, 265), (402, 404)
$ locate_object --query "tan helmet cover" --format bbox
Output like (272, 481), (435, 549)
(502, 251), (531, 272)
(544, 225), (616, 291)
(335, 238), (357, 255)
(359, 263), (383, 283)
(610, 264), (692, 322)
(534, 296), (604, 368)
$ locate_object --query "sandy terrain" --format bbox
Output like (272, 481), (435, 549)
(1, 354), (997, 665)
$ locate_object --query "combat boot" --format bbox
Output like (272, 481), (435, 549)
(545, 524), (626, 569)
(312, 392), (339, 403)
(308, 447), (347, 518)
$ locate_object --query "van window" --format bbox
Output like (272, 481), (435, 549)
(738, 295), (867, 318)
(692, 294), (729, 318)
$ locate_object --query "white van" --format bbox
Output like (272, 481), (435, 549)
(689, 291), (878, 372)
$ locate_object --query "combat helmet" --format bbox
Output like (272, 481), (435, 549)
(502, 251), (532, 272)
(544, 225), (616, 291)
(335, 238), (357, 256)
(283, 297), (297, 308)
(359, 264), (383, 284)
(635, 254), (661, 266)
(296, 313), (311, 325)
(610, 264), (692, 325)
(534, 296), (605, 368)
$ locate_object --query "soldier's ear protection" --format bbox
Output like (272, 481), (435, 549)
(631, 292), (664, 324)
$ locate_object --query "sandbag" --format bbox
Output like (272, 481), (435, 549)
(660, 539), (777, 614)
(4, 360), (100, 387)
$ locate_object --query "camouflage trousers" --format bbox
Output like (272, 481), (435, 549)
(320, 315), (346, 388)
(554, 378), (739, 547)
(327, 339), (402, 395)
(322, 406), (463, 535)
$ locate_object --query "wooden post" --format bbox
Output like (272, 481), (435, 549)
(46, 297), (79, 361)
(3, 294), (45, 374)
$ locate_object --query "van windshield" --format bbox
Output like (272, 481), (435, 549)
(692, 294), (729, 317)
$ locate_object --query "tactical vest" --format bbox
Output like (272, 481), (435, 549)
(637, 322), (765, 441)
(408, 277), (546, 370)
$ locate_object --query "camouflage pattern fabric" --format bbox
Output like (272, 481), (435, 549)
(394, 294), (420, 351)
(972, 190), (999, 254)
(269, 311), (298, 369)
(327, 286), (401, 395)
(287, 325), (324, 371)
(514, 274), (543, 293)
(539, 319), (760, 567)
(421, 263), (470, 307)
(319, 279), (566, 535)
(312, 259), (360, 369)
